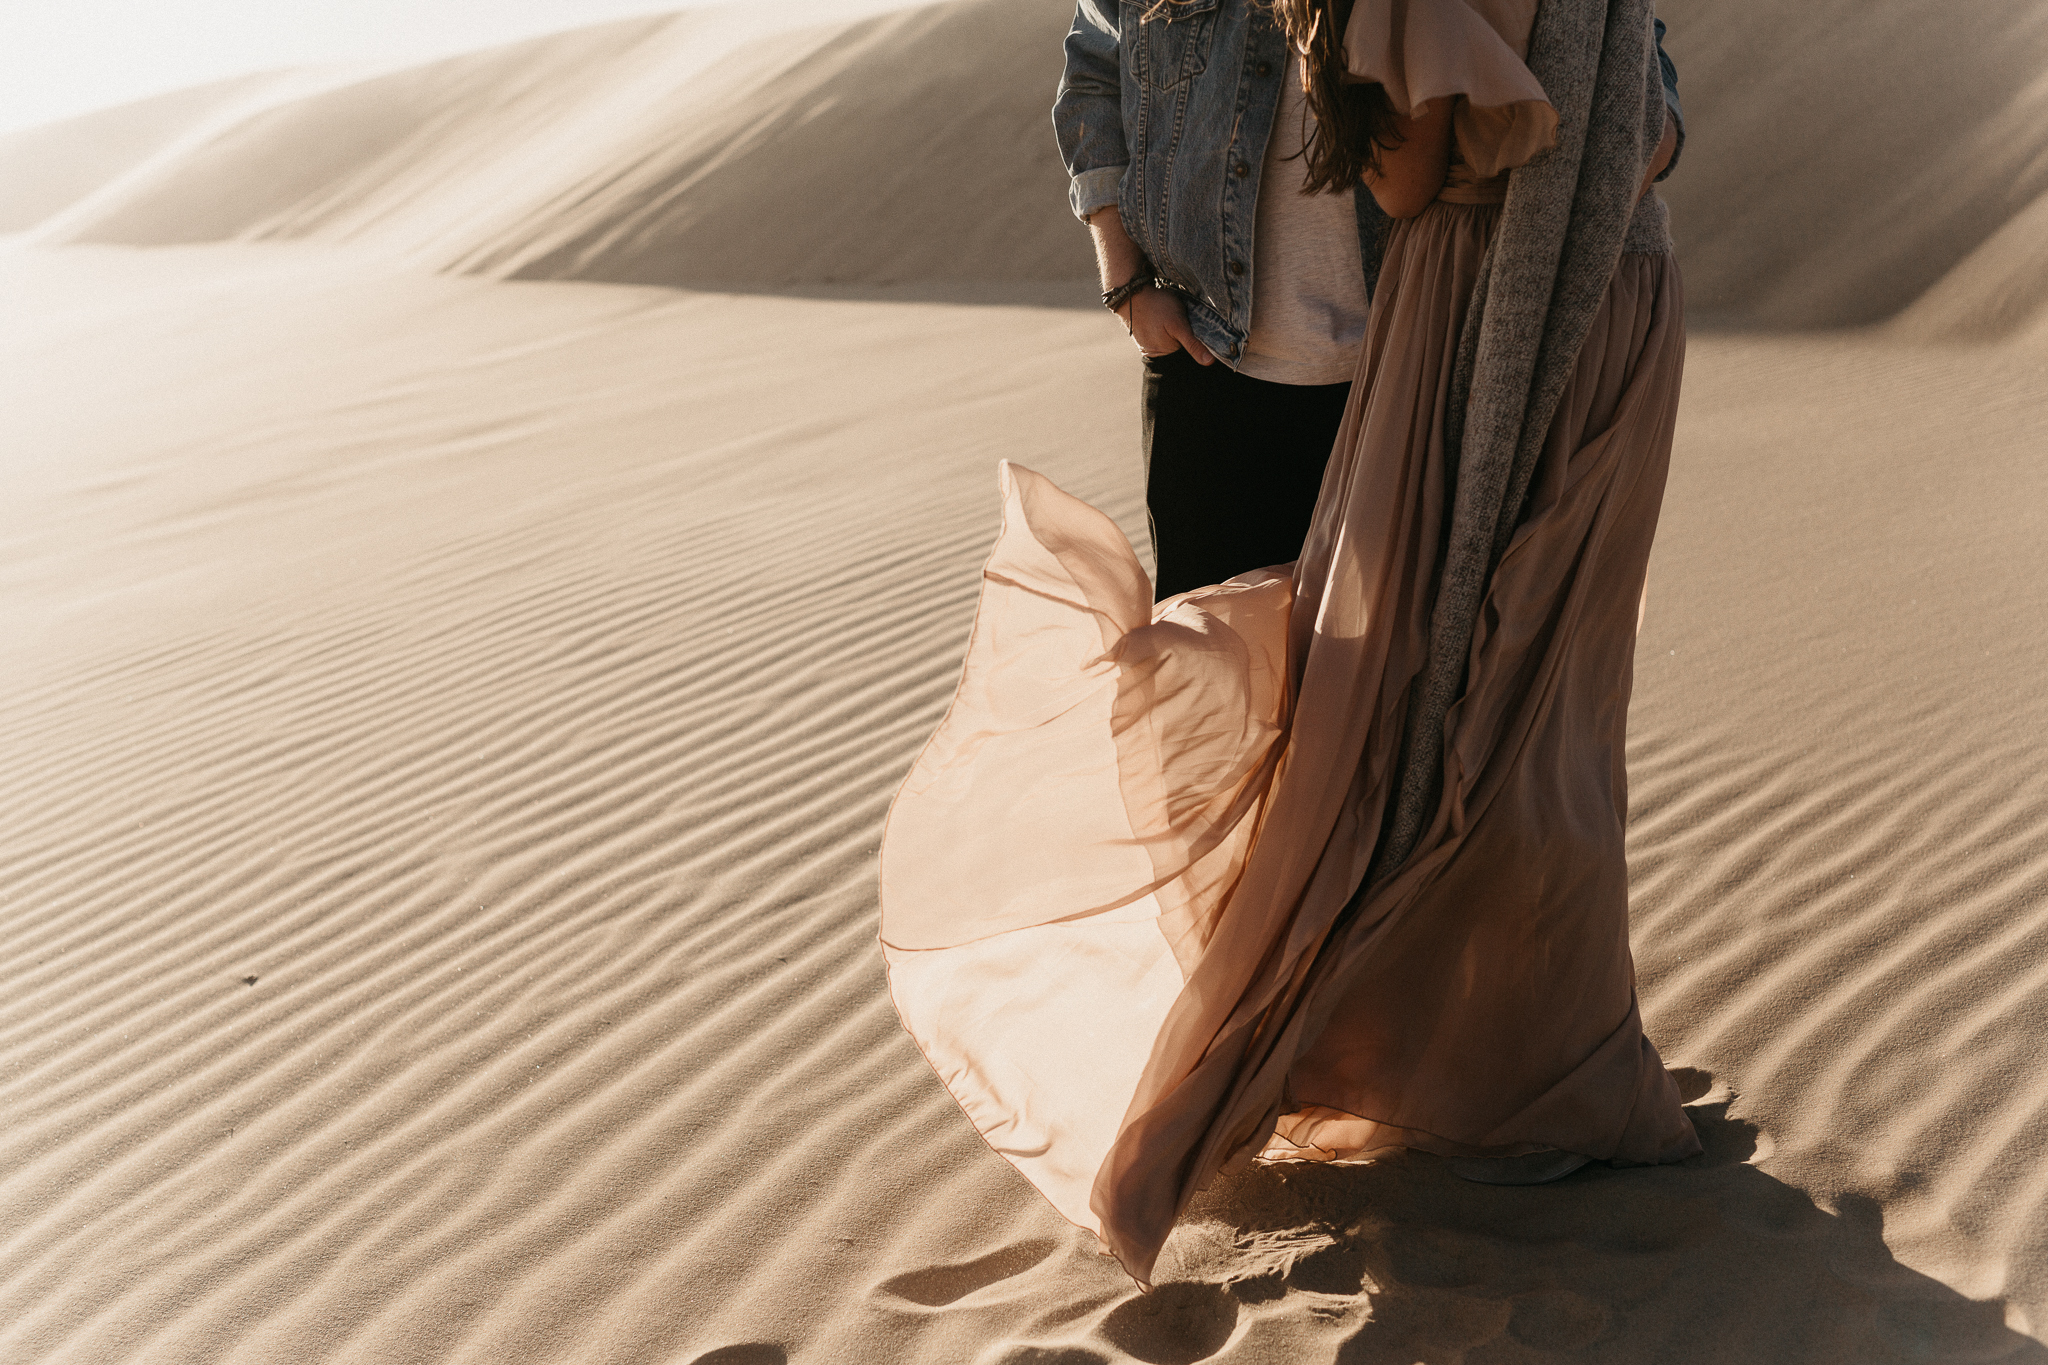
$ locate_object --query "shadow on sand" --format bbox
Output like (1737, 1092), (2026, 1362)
(1135, 1084), (2048, 1363)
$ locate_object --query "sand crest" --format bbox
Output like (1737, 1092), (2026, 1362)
(19, 0), (1091, 293)
(4, 1), (2048, 1361)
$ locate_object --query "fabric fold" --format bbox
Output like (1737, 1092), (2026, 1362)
(1342, 0), (1559, 176)
(880, 464), (1294, 1240)
(881, 0), (1699, 1288)
(881, 464), (1293, 958)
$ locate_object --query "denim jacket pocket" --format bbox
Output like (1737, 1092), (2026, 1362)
(1135, 0), (1222, 91)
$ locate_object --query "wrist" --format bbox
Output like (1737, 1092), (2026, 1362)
(1102, 271), (1155, 315)
(1086, 209), (1145, 289)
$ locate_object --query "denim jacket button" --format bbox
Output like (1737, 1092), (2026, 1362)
(1233, 162), (1249, 178)
(1228, 260), (1244, 277)
(1257, 61), (1273, 77)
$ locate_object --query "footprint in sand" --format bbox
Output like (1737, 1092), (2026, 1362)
(1282, 1239), (1372, 1296)
(873, 1237), (1059, 1308)
(1669, 1065), (1716, 1102)
(1095, 1281), (1239, 1364)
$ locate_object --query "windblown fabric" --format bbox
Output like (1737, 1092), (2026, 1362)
(881, 0), (1696, 1284)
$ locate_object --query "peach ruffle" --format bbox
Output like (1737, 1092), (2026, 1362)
(1342, 0), (1559, 179)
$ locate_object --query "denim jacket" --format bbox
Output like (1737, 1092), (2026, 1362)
(1053, 2), (1685, 368)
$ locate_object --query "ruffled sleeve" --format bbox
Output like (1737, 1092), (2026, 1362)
(1342, 0), (1559, 178)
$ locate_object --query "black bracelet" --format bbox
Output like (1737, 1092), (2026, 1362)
(1101, 269), (1154, 314)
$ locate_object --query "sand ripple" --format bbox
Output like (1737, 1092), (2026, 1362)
(4, 249), (2046, 1361)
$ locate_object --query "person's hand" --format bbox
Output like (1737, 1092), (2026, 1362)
(1121, 287), (1216, 365)
(1088, 205), (1215, 365)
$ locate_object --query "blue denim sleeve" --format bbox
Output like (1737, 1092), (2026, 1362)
(1053, 1), (1130, 223)
(1653, 15), (1684, 181)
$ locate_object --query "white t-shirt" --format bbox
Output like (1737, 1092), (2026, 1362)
(1236, 76), (1373, 386)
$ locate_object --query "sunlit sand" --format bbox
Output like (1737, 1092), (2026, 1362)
(4, 1), (2047, 1359)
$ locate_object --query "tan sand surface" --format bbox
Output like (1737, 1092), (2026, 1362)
(4, 1), (2048, 1361)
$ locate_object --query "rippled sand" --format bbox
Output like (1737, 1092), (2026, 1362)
(5, 1), (2048, 1360)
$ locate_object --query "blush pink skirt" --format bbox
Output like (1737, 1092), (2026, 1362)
(881, 199), (1701, 1282)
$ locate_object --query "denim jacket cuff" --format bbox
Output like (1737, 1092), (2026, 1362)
(1069, 164), (1127, 225)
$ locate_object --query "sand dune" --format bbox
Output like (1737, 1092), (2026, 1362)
(12, 0), (2048, 323)
(1892, 189), (2048, 342)
(21, 0), (1092, 292)
(5, 0), (2048, 1360)
(0, 74), (292, 234)
(1658, 0), (2048, 331)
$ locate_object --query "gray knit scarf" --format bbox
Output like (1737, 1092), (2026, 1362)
(1366, 0), (1670, 885)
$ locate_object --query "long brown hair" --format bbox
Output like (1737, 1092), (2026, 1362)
(1265, 0), (1403, 192)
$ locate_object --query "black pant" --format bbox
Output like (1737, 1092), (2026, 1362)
(1140, 350), (1352, 600)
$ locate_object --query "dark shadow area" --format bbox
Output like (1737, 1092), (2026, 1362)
(686, 1344), (787, 1365)
(1172, 1094), (2047, 1364)
(1096, 1281), (1239, 1365)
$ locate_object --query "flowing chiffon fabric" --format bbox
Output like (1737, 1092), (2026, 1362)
(881, 3), (1699, 1284)
(1264, 215), (1694, 1167)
